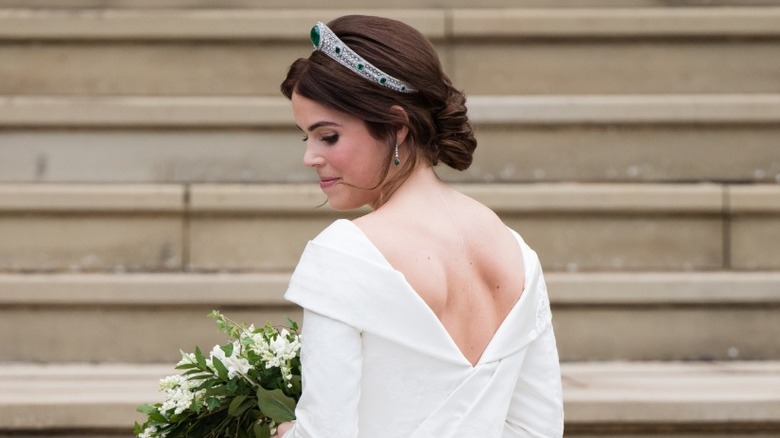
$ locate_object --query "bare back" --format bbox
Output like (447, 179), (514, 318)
(354, 183), (525, 366)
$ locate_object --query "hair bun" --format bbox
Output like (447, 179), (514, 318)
(434, 86), (477, 171)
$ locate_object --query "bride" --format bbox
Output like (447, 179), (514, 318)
(274, 15), (563, 438)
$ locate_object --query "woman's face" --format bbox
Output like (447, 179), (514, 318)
(291, 92), (390, 210)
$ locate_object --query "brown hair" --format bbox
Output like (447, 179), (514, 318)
(280, 15), (477, 206)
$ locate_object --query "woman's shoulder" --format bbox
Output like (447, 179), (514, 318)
(308, 218), (389, 265)
(311, 218), (359, 246)
(285, 218), (410, 332)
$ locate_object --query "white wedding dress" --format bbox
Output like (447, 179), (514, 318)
(282, 219), (564, 438)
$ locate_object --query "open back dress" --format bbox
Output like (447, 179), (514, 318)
(283, 219), (564, 438)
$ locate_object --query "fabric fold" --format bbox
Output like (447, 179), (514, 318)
(283, 219), (563, 437)
(286, 236), (463, 364)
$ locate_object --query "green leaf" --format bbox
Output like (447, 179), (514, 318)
(148, 411), (168, 423)
(192, 399), (204, 414)
(175, 362), (199, 370)
(206, 396), (222, 411)
(136, 403), (158, 415)
(226, 378), (239, 392)
(205, 385), (230, 397)
(288, 375), (302, 396)
(238, 399), (257, 418)
(254, 422), (271, 438)
(195, 346), (208, 369)
(228, 395), (248, 417)
(194, 379), (217, 391)
(184, 370), (213, 379)
(221, 342), (234, 357)
(256, 387), (296, 423)
(212, 356), (229, 381)
(209, 310), (245, 340)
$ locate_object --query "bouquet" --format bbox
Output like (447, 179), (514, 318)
(134, 311), (302, 438)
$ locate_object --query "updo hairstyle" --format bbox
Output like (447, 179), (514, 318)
(280, 15), (477, 203)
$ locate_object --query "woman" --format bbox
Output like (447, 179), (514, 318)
(274, 15), (563, 438)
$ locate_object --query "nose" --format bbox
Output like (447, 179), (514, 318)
(302, 143), (325, 168)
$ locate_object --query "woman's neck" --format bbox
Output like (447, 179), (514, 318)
(374, 164), (448, 211)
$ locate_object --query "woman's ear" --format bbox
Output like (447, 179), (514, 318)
(390, 105), (410, 146)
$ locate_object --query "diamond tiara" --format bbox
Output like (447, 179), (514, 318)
(310, 21), (418, 94)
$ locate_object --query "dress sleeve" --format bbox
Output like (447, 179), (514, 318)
(282, 309), (362, 438)
(503, 324), (564, 438)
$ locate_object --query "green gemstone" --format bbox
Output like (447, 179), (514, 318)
(379, 77), (387, 85)
(334, 46), (341, 55)
(310, 25), (320, 47)
(356, 63), (365, 71)
(394, 157), (401, 167)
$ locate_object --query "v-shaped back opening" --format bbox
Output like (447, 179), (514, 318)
(342, 219), (528, 367)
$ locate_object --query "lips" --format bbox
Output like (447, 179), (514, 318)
(319, 177), (340, 189)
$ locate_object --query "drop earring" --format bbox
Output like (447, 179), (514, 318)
(393, 144), (401, 167)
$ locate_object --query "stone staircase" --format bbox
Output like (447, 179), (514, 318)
(1, 1), (780, 436)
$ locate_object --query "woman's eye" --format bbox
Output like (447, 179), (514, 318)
(321, 134), (339, 145)
(301, 133), (338, 144)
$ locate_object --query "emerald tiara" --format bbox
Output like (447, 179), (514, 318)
(310, 21), (418, 94)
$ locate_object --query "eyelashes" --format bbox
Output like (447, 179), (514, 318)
(321, 134), (338, 145)
(301, 134), (339, 145)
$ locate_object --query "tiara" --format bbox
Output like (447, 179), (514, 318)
(310, 21), (418, 94)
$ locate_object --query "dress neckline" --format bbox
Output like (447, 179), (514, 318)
(335, 219), (532, 368)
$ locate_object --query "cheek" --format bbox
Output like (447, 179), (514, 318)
(324, 148), (352, 171)
(360, 138), (390, 168)
(334, 139), (387, 173)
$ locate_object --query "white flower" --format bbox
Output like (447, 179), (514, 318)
(138, 424), (163, 438)
(248, 330), (301, 381)
(208, 342), (251, 379)
(241, 325), (256, 338)
(159, 374), (200, 415)
(176, 352), (196, 367)
(138, 424), (169, 438)
(246, 332), (267, 354)
(270, 332), (301, 362)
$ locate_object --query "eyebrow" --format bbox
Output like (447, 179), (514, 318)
(296, 121), (342, 133)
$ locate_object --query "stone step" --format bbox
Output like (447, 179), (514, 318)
(1, 0), (779, 8)
(0, 8), (779, 95)
(1, 271), (779, 362)
(3, 8), (780, 39)
(0, 361), (778, 436)
(0, 184), (780, 272)
(2, 183), (779, 273)
(1, 95), (779, 184)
